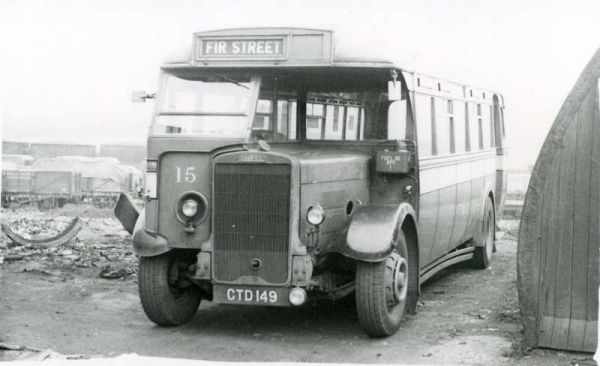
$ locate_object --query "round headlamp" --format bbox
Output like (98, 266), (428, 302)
(306, 205), (325, 226)
(181, 199), (199, 218)
(175, 191), (208, 228)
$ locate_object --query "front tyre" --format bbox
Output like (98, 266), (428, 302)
(138, 251), (201, 326)
(471, 196), (495, 269)
(356, 231), (409, 337)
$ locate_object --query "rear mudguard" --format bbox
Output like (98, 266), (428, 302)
(343, 202), (416, 262)
(114, 193), (170, 257)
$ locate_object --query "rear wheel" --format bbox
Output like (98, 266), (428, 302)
(471, 196), (495, 269)
(356, 231), (409, 337)
(138, 251), (201, 326)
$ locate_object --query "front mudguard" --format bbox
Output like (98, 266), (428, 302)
(132, 213), (170, 257)
(343, 203), (416, 262)
(114, 193), (170, 257)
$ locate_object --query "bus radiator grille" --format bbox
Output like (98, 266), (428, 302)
(213, 163), (290, 284)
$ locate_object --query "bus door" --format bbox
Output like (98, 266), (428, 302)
(492, 94), (507, 219)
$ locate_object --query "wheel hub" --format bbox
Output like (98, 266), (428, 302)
(393, 255), (408, 303)
(385, 252), (409, 309)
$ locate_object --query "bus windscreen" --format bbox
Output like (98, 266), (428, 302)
(152, 74), (258, 138)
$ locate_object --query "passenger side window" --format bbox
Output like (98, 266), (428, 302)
(345, 106), (361, 140)
(430, 97), (438, 155)
(489, 105), (495, 148)
(434, 98), (450, 155)
(465, 102), (471, 152)
(468, 103), (479, 151)
(493, 98), (505, 149)
(481, 103), (492, 150)
(305, 103), (324, 139)
(324, 105), (344, 140)
(276, 99), (297, 139)
(477, 103), (484, 150)
(305, 91), (385, 141)
(454, 100), (465, 153)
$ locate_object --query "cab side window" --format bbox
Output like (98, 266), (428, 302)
(253, 77), (298, 140)
(387, 99), (407, 141)
(415, 94), (433, 157)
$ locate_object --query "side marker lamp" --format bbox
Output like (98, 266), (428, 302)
(146, 159), (158, 172)
(289, 287), (307, 306)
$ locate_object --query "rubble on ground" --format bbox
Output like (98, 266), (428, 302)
(0, 205), (137, 280)
(0, 342), (86, 361)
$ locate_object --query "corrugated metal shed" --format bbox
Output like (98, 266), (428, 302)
(518, 48), (600, 352)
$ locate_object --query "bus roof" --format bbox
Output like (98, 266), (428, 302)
(162, 27), (503, 103)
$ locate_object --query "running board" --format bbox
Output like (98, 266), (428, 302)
(419, 247), (475, 284)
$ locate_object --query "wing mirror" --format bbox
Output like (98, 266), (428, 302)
(131, 91), (156, 103)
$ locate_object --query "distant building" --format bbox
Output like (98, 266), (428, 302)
(29, 143), (96, 159)
(99, 144), (146, 168)
(2, 141), (30, 155)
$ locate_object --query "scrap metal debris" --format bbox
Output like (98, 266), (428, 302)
(0, 207), (137, 280)
(1, 217), (82, 248)
(99, 265), (134, 279)
(0, 342), (85, 361)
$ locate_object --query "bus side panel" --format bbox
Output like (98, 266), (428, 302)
(430, 164), (457, 261)
(466, 155), (496, 241)
(449, 175), (471, 251)
(417, 190), (439, 269)
(495, 162), (507, 219)
(467, 159), (485, 238)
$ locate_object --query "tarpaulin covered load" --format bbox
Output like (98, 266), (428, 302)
(2, 154), (34, 168)
(118, 164), (144, 192)
(31, 156), (141, 194)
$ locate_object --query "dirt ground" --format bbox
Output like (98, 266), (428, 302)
(0, 205), (594, 365)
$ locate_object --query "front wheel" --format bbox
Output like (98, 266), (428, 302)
(471, 196), (495, 269)
(355, 231), (409, 337)
(138, 251), (202, 326)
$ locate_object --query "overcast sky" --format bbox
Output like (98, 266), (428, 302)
(1, 0), (599, 169)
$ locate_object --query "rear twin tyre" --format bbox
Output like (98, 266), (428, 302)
(138, 251), (202, 326)
(356, 231), (410, 337)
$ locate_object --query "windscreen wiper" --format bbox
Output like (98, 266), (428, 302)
(213, 72), (249, 89)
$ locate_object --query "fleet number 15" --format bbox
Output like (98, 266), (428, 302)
(176, 167), (196, 183)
